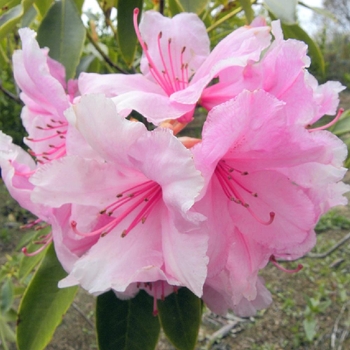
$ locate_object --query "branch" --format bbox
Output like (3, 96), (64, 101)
(159, 0), (165, 14)
(86, 30), (128, 74)
(206, 322), (240, 349)
(307, 232), (350, 259)
(331, 301), (350, 349)
(0, 80), (22, 105)
(72, 302), (94, 329)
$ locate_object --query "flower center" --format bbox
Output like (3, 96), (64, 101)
(71, 180), (162, 238)
(133, 8), (189, 96)
(215, 160), (275, 225)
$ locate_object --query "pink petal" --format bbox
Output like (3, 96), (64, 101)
(68, 94), (147, 165)
(58, 204), (173, 294)
(112, 91), (193, 124)
(78, 73), (164, 96)
(161, 213), (208, 297)
(13, 28), (69, 118)
(128, 128), (205, 224)
(138, 11), (210, 83)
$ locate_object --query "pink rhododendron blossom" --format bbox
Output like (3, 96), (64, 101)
(13, 28), (78, 163)
(200, 21), (346, 127)
(192, 89), (348, 315)
(78, 10), (271, 124)
(30, 94), (208, 297)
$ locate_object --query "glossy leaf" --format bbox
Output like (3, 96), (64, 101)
(265, 0), (297, 24)
(37, 0), (86, 79)
(72, 0), (84, 13)
(0, 0), (35, 40)
(18, 244), (47, 281)
(176, 0), (208, 14)
(96, 290), (160, 350)
(157, 288), (202, 350)
(16, 244), (78, 350)
(117, 0), (143, 66)
(238, 0), (254, 24)
(281, 22), (325, 76)
(34, 0), (53, 18)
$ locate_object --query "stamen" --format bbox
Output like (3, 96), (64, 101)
(180, 47), (187, 89)
(215, 160), (275, 226)
(270, 255), (303, 273)
(27, 131), (66, 142)
(133, 9), (170, 94)
(21, 232), (53, 257)
(157, 32), (175, 94)
(20, 218), (43, 229)
(167, 38), (180, 91)
(308, 108), (344, 132)
(72, 181), (161, 238)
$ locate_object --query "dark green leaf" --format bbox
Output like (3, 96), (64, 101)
(281, 22), (325, 76)
(96, 290), (160, 350)
(37, 0), (86, 79)
(157, 288), (202, 350)
(117, 0), (143, 66)
(0, 279), (14, 314)
(16, 244), (78, 350)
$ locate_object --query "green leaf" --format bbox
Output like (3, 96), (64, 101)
(157, 288), (202, 350)
(18, 244), (47, 281)
(34, 0), (53, 18)
(16, 244), (78, 350)
(168, 0), (184, 16)
(0, 0), (35, 39)
(37, 0), (86, 79)
(238, 0), (254, 24)
(117, 0), (143, 67)
(0, 315), (16, 349)
(96, 290), (160, 350)
(176, 0), (208, 14)
(0, 279), (14, 314)
(303, 318), (317, 341)
(21, 4), (37, 27)
(280, 22), (325, 76)
(265, 0), (297, 24)
(72, 0), (84, 13)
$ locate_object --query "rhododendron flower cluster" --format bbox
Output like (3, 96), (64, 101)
(0, 11), (348, 318)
